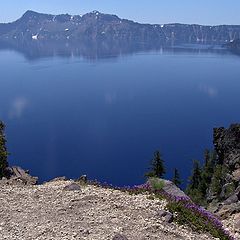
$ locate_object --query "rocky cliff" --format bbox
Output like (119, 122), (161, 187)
(1, 10), (240, 46)
(205, 124), (240, 238)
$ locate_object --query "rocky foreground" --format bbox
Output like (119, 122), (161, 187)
(0, 179), (216, 240)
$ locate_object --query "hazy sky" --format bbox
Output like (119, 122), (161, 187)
(1, 1), (239, 25)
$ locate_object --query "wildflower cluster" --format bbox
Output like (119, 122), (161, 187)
(138, 183), (234, 240)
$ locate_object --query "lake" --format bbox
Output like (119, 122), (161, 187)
(0, 46), (240, 186)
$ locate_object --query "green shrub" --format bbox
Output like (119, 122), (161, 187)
(148, 177), (165, 191)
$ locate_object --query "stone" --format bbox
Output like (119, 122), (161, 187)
(223, 194), (238, 205)
(77, 175), (88, 183)
(112, 234), (128, 240)
(217, 202), (240, 219)
(220, 183), (235, 200)
(156, 210), (168, 218)
(50, 176), (68, 182)
(165, 212), (174, 223)
(233, 169), (240, 181)
(156, 210), (174, 223)
(64, 183), (81, 191)
(6, 166), (38, 185)
(160, 179), (188, 199)
(234, 213), (240, 233)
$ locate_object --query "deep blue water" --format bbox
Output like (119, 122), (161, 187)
(1, 48), (240, 186)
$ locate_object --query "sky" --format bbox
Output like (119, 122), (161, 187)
(1, 0), (239, 25)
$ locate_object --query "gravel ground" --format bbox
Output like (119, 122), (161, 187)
(0, 180), (215, 240)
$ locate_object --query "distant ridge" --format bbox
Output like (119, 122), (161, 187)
(0, 10), (240, 45)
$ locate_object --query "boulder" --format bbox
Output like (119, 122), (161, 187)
(160, 179), (188, 199)
(112, 234), (128, 240)
(4, 166), (38, 185)
(64, 183), (81, 191)
(217, 202), (240, 219)
(76, 175), (88, 183)
(156, 210), (174, 223)
(223, 194), (239, 205)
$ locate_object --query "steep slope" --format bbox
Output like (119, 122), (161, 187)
(0, 179), (215, 240)
(0, 10), (240, 45)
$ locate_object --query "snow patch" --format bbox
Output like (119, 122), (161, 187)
(32, 34), (38, 40)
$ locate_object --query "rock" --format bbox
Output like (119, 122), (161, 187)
(213, 124), (240, 169)
(64, 183), (81, 191)
(156, 210), (174, 223)
(224, 194), (239, 205)
(233, 169), (240, 181)
(50, 176), (68, 182)
(160, 179), (188, 199)
(147, 178), (188, 199)
(220, 183), (235, 200)
(77, 175), (87, 183)
(112, 234), (128, 240)
(156, 210), (168, 218)
(217, 202), (240, 219)
(5, 166), (38, 185)
(165, 212), (174, 223)
(234, 213), (240, 233)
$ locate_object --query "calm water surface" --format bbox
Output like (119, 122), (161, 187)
(0, 48), (240, 186)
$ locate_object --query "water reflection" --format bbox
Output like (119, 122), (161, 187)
(0, 39), (232, 61)
(0, 41), (240, 187)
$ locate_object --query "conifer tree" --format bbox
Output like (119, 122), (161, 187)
(188, 160), (202, 190)
(145, 150), (166, 178)
(172, 168), (182, 187)
(186, 160), (204, 204)
(0, 121), (8, 179)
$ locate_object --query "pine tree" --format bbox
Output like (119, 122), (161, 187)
(188, 160), (202, 190)
(0, 121), (8, 179)
(172, 168), (182, 187)
(145, 150), (166, 178)
(186, 160), (204, 204)
(209, 164), (228, 200)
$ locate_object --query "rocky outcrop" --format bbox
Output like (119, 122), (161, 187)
(209, 124), (240, 223)
(1, 166), (38, 185)
(160, 179), (188, 198)
(214, 124), (240, 169)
